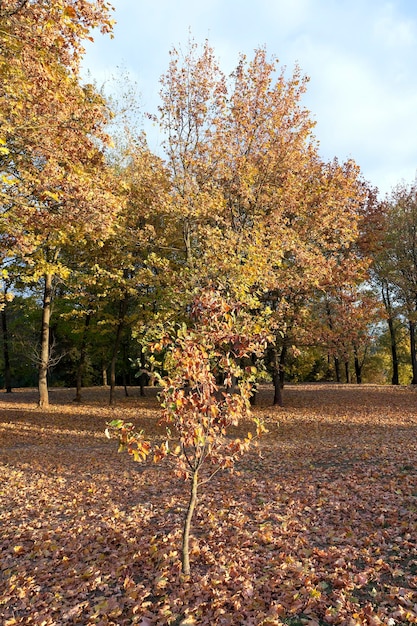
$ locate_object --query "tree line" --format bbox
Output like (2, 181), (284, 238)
(1, 1), (416, 407)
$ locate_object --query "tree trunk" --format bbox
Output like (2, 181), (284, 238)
(38, 273), (53, 408)
(74, 313), (91, 402)
(182, 468), (199, 577)
(137, 346), (148, 397)
(409, 319), (417, 385)
(354, 355), (362, 384)
(102, 356), (108, 386)
(326, 300), (340, 383)
(344, 360), (350, 384)
(334, 356), (341, 383)
(381, 284), (399, 385)
(183, 219), (193, 267)
(269, 345), (283, 406)
(388, 317), (400, 385)
(249, 384), (257, 405)
(279, 344), (287, 388)
(109, 297), (129, 406)
(272, 370), (283, 406)
(122, 339), (129, 397)
(1, 304), (12, 393)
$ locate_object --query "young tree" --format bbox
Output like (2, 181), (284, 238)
(107, 289), (268, 576)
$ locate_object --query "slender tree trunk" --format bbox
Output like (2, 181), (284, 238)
(353, 344), (365, 384)
(122, 340), (129, 397)
(381, 284), (399, 385)
(325, 353), (333, 380)
(388, 317), (400, 385)
(1, 304), (12, 393)
(249, 383), (258, 405)
(354, 355), (362, 384)
(334, 356), (341, 383)
(138, 347), (146, 397)
(344, 360), (350, 384)
(109, 322), (122, 405)
(249, 353), (257, 405)
(183, 219), (193, 267)
(326, 300), (340, 383)
(139, 379), (145, 396)
(269, 345), (283, 406)
(38, 273), (53, 408)
(279, 344), (287, 388)
(102, 356), (108, 386)
(74, 313), (91, 402)
(109, 297), (128, 406)
(272, 370), (283, 406)
(182, 468), (199, 577)
(409, 319), (417, 385)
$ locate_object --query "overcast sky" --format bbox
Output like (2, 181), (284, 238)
(82, 0), (417, 197)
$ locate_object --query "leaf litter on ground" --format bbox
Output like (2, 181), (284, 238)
(0, 384), (416, 625)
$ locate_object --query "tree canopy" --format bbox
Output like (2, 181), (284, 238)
(0, 21), (415, 399)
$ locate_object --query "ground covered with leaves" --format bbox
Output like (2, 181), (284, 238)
(1, 384), (417, 626)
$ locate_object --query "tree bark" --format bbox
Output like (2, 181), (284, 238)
(182, 468), (199, 577)
(409, 319), (417, 385)
(1, 304), (12, 393)
(354, 355), (362, 384)
(138, 347), (147, 397)
(109, 297), (129, 406)
(381, 284), (399, 385)
(1, 298), (12, 393)
(326, 300), (340, 383)
(388, 317), (400, 385)
(38, 273), (53, 408)
(279, 344), (287, 388)
(344, 360), (350, 384)
(183, 219), (193, 268)
(74, 313), (91, 402)
(102, 355), (108, 386)
(269, 345), (283, 406)
(268, 344), (284, 406)
(334, 356), (341, 383)
(272, 370), (283, 406)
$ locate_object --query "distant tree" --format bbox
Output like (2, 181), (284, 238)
(375, 180), (417, 384)
(316, 287), (382, 384)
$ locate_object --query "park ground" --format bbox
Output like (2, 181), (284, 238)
(0, 384), (417, 625)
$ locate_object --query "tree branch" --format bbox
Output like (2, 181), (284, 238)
(0, 1), (29, 17)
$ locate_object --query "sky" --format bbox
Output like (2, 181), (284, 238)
(82, 0), (417, 197)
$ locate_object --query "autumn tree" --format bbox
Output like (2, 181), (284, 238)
(108, 288), (268, 576)
(374, 180), (417, 384)
(155, 40), (369, 405)
(78, 136), (173, 404)
(1, 0), (119, 406)
(314, 286), (383, 384)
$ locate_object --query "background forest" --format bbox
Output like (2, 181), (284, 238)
(1, 0), (417, 407)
